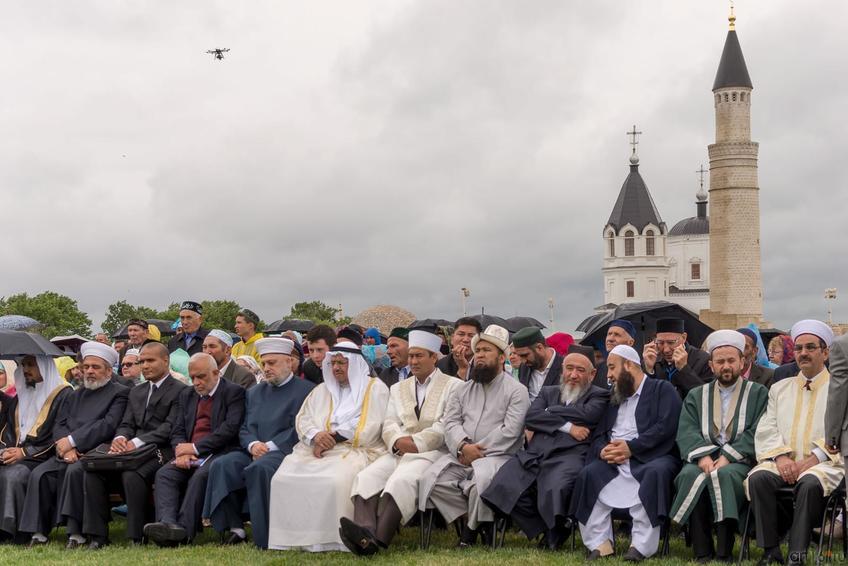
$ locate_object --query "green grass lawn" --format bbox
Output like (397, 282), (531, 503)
(0, 516), (830, 566)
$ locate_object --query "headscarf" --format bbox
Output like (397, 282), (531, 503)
(0, 360), (17, 396)
(54, 356), (79, 380)
(546, 332), (575, 357)
(321, 344), (372, 436)
(364, 327), (382, 345)
(237, 355), (264, 382)
(779, 335), (795, 365)
(14, 356), (69, 438)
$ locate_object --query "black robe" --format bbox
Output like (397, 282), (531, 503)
(482, 384), (609, 537)
(2, 386), (73, 468)
(570, 378), (682, 527)
(646, 344), (712, 398)
(301, 358), (323, 385)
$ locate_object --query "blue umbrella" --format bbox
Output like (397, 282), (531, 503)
(0, 315), (40, 331)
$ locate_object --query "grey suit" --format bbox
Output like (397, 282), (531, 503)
(824, 335), (848, 466)
(222, 360), (257, 389)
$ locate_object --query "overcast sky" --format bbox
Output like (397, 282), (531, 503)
(1, 1), (845, 333)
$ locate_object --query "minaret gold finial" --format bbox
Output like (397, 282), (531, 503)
(729, 1), (736, 31)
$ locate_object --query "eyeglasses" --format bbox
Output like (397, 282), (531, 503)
(794, 344), (823, 353)
(121, 362), (138, 368)
(655, 339), (680, 348)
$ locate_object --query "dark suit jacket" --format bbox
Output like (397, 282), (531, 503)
(523, 384), (610, 456)
(115, 374), (187, 460)
(379, 365), (401, 388)
(592, 363), (610, 389)
(302, 358), (323, 385)
(647, 344), (712, 398)
(167, 328), (210, 356)
(222, 361), (256, 389)
(748, 363), (775, 389)
(54, 380), (129, 453)
(518, 353), (564, 393)
(171, 378), (245, 457)
(773, 361), (800, 384)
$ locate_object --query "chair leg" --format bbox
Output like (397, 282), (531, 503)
(738, 506), (752, 565)
(419, 509), (434, 550)
(567, 517), (576, 552)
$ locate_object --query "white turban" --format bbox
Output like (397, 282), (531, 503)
(704, 329), (746, 355)
(408, 330), (442, 354)
(80, 341), (119, 367)
(790, 319), (834, 348)
(208, 329), (234, 348)
(609, 344), (641, 366)
(255, 337), (295, 357)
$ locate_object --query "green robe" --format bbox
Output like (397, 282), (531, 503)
(670, 378), (768, 526)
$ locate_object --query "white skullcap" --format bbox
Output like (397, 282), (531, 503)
(124, 348), (141, 358)
(704, 329), (746, 355)
(471, 324), (510, 353)
(791, 319), (834, 347)
(255, 337), (295, 357)
(208, 329), (234, 348)
(408, 330), (442, 354)
(80, 341), (119, 367)
(609, 344), (640, 366)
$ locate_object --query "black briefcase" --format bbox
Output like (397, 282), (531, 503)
(81, 442), (162, 471)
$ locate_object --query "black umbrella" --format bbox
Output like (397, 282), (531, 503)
(50, 334), (90, 354)
(468, 314), (511, 331)
(578, 301), (714, 352)
(505, 316), (547, 333)
(0, 329), (66, 359)
(263, 319), (315, 333)
(409, 319), (454, 332)
(112, 319), (177, 340)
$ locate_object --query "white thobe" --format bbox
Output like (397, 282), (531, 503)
(580, 377), (661, 557)
(267, 378), (390, 552)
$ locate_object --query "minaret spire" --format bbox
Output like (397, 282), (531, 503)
(729, 1), (736, 30)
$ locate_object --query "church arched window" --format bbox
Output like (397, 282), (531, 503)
(624, 230), (635, 256)
(608, 235), (615, 257)
(645, 230), (655, 256)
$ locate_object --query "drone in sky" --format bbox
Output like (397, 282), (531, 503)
(206, 48), (230, 61)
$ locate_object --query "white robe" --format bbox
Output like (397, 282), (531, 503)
(350, 369), (459, 522)
(267, 377), (390, 552)
(745, 369), (844, 497)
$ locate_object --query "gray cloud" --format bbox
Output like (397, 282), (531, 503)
(0, 0), (845, 333)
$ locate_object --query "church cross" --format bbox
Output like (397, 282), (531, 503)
(696, 164), (707, 189)
(627, 125), (642, 155)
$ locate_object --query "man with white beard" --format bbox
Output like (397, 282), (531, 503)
(482, 344), (610, 550)
(20, 342), (129, 548)
(570, 345), (682, 562)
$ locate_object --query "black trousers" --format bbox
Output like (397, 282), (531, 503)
(153, 460), (214, 540)
(83, 456), (161, 542)
(19, 458), (83, 536)
(748, 471), (825, 553)
(688, 489), (736, 559)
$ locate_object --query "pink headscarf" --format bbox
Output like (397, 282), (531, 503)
(546, 333), (575, 357)
(780, 335), (795, 365)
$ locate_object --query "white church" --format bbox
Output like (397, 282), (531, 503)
(601, 146), (711, 314)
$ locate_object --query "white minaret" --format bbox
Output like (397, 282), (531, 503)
(700, 7), (763, 329)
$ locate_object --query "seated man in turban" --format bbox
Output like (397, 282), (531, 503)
(267, 342), (389, 552)
(670, 330), (768, 563)
(483, 344), (610, 550)
(571, 345), (682, 562)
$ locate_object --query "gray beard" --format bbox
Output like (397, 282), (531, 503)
(560, 382), (587, 404)
(83, 378), (109, 391)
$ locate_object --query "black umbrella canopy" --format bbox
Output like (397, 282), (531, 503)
(468, 314), (511, 331)
(264, 319), (315, 333)
(505, 316), (547, 333)
(0, 329), (66, 359)
(112, 319), (177, 340)
(409, 319), (454, 332)
(578, 301), (714, 352)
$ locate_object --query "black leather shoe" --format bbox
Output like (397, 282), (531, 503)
(622, 546), (646, 562)
(65, 538), (85, 550)
(786, 551), (807, 566)
(143, 522), (187, 547)
(458, 524), (477, 548)
(755, 547), (784, 566)
(221, 531), (246, 546)
(478, 522), (494, 547)
(87, 540), (109, 551)
(338, 517), (379, 556)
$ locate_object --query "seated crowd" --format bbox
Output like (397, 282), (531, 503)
(0, 299), (846, 566)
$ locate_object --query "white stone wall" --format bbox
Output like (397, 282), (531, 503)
(603, 222), (669, 304)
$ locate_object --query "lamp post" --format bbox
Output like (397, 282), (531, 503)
(825, 288), (837, 326)
(460, 288), (470, 316)
(548, 298), (555, 329)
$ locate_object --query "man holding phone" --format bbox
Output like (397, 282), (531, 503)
(642, 318), (712, 399)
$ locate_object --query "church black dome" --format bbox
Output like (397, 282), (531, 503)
(669, 215), (709, 236)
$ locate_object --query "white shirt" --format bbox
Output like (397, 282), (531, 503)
(598, 376), (646, 508)
(717, 380), (738, 444)
(528, 350), (556, 402)
(414, 369), (437, 409)
(398, 366), (411, 381)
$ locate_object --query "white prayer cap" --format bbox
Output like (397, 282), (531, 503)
(704, 329), (746, 355)
(408, 330), (442, 354)
(471, 324), (509, 353)
(207, 329), (233, 348)
(124, 348), (141, 359)
(790, 319), (834, 347)
(255, 337), (295, 357)
(609, 344), (640, 366)
(80, 341), (119, 367)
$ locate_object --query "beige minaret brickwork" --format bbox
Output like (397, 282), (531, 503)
(700, 9), (763, 329)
